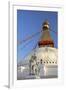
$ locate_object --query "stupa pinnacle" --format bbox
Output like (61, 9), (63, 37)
(38, 21), (54, 47)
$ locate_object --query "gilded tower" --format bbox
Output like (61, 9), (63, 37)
(38, 21), (54, 47)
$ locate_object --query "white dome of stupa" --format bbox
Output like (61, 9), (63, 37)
(24, 47), (58, 66)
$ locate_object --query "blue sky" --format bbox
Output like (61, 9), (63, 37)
(17, 10), (58, 62)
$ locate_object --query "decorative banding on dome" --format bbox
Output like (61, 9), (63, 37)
(38, 40), (54, 47)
